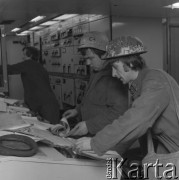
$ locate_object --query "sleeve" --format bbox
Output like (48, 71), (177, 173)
(86, 78), (128, 134)
(7, 62), (27, 75)
(91, 78), (170, 156)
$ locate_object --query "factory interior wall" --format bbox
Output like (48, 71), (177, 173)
(6, 36), (24, 99)
(89, 17), (111, 39)
(112, 16), (164, 69)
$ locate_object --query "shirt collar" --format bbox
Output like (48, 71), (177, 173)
(129, 68), (148, 96)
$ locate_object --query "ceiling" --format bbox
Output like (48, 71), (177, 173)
(1, 0), (179, 34)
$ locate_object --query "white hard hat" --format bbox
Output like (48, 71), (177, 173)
(102, 36), (147, 60)
(78, 31), (109, 52)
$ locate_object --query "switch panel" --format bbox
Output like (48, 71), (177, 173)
(75, 79), (88, 105)
(74, 65), (88, 76)
(38, 15), (110, 109)
(73, 23), (89, 36)
(62, 78), (75, 106)
(42, 48), (62, 72)
(61, 47), (75, 73)
(60, 28), (73, 39)
(60, 37), (73, 47)
(51, 47), (61, 57)
(50, 31), (59, 41)
(49, 76), (63, 109)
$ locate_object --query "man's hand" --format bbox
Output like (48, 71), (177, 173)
(73, 137), (92, 153)
(67, 121), (88, 137)
(62, 109), (78, 119)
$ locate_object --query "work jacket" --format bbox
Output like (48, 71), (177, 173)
(91, 68), (179, 156)
(76, 65), (128, 135)
(7, 60), (60, 124)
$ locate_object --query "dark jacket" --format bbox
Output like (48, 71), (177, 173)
(91, 68), (179, 156)
(76, 65), (128, 135)
(7, 60), (59, 124)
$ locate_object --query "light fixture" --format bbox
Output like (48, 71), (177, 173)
(20, 30), (31, 34)
(11, 28), (21, 32)
(16, 33), (28, 36)
(40, 21), (58, 26)
(164, 2), (179, 9)
(172, 2), (179, 9)
(53, 14), (78, 21)
(13, 14), (78, 35)
(30, 16), (46, 23)
(16, 30), (31, 36)
(29, 26), (44, 31)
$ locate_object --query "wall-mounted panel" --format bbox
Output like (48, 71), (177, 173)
(35, 15), (110, 108)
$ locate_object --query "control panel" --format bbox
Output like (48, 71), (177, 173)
(49, 76), (63, 109)
(61, 78), (75, 106)
(75, 79), (88, 105)
(35, 15), (110, 108)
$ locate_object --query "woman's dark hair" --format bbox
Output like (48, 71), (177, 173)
(79, 48), (106, 58)
(119, 54), (146, 71)
(23, 46), (40, 62)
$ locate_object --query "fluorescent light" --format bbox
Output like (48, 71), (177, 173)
(112, 22), (125, 28)
(29, 26), (44, 31)
(172, 2), (179, 9)
(21, 30), (31, 34)
(40, 21), (58, 26)
(16, 33), (28, 36)
(16, 30), (31, 36)
(30, 16), (46, 22)
(11, 28), (21, 32)
(53, 14), (78, 21)
(164, 2), (179, 9)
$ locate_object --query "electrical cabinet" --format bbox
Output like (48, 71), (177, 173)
(49, 76), (63, 109)
(33, 15), (110, 109)
(75, 79), (88, 105)
(61, 78), (75, 106)
(42, 31), (62, 73)
(61, 46), (75, 74)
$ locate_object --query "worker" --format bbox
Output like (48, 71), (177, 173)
(62, 31), (128, 136)
(5, 46), (60, 124)
(74, 36), (179, 158)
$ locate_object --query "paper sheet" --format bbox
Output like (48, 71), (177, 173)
(0, 112), (30, 130)
(11, 125), (75, 148)
(79, 150), (121, 160)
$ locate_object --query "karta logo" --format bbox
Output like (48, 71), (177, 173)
(106, 158), (179, 179)
(106, 157), (126, 179)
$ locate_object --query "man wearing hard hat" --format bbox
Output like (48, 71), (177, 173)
(74, 36), (179, 158)
(62, 31), (128, 136)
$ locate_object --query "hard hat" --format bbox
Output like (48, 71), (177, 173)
(78, 31), (109, 51)
(102, 36), (147, 60)
(0, 134), (38, 157)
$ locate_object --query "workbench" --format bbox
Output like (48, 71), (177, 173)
(0, 145), (121, 180)
(0, 103), (121, 180)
